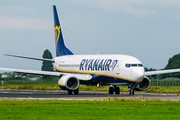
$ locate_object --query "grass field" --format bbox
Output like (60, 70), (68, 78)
(0, 99), (180, 120)
(2, 78), (180, 93)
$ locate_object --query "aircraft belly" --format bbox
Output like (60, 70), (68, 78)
(93, 75), (134, 84)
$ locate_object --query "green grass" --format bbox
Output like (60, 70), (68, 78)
(146, 87), (180, 93)
(0, 100), (180, 120)
(0, 84), (60, 90)
(2, 77), (59, 85)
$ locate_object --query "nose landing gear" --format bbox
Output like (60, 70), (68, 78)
(128, 84), (135, 96)
(128, 89), (134, 95)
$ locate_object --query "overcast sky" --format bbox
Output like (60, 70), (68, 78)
(0, 0), (180, 71)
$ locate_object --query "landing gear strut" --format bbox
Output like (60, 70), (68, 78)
(109, 87), (114, 94)
(67, 88), (79, 95)
(128, 84), (135, 96)
(129, 89), (134, 95)
(68, 90), (72, 95)
(109, 85), (120, 95)
(74, 88), (79, 95)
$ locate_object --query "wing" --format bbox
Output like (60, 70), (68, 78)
(145, 69), (180, 76)
(0, 68), (92, 80)
(4, 54), (54, 62)
(0, 68), (60, 76)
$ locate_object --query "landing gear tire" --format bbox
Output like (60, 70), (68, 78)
(129, 89), (135, 96)
(109, 87), (114, 94)
(68, 90), (72, 95)
(129, 90), (131, 95)
(132, 89), (134, 95)
(115, 87), (120, 95)
(74, 88), (79, 95)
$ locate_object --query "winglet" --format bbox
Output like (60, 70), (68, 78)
(53, 5), (74, 56)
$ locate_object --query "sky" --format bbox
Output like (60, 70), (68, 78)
(0, 0), (180, 71)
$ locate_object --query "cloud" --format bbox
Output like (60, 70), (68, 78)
(66, 0), (180, 17)
(0, 15), (52, 30)
(0, 4), (52, 30)
(123, 6), (156, 17)
(7, 4), (38, 13)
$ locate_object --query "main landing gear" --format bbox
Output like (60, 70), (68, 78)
(67, 88), (79, 95)
(109, 85), (120, 95)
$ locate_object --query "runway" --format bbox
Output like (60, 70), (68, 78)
(0, 89), (179, 101)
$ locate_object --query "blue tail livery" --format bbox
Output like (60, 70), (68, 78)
(53, 5), (74, 56)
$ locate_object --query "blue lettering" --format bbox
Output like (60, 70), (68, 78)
(80, 58), (115, 71)
(105, 59), (112, 71)
(112, 60), (118, 70)
(88, 59), (94, 70)
(85, 59), (91, 70)
(93, 59), (100, 70)
(103, 59), (108, 71)
(98, 59), (104, 70)
(79, 59), (86, 70)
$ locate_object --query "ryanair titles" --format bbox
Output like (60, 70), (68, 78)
(79, 59), (118, 71)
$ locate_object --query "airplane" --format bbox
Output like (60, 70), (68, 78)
(1, 5), (180, 95)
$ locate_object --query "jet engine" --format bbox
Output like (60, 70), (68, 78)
(58, 74), (79, 90)
(134, 76), (151, 91)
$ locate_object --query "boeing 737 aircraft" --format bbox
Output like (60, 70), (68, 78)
(1, 5), (180, 95)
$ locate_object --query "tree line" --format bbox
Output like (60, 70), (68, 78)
(145, 53), (180, 79)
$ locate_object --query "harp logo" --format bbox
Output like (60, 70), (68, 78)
(55, 26), (60, 46)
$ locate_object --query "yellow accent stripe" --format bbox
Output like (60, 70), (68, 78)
(58, 83), (65, 86)
(54, 67), (140, 83)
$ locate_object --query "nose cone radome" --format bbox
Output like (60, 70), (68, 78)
(133, 68), (145, 82)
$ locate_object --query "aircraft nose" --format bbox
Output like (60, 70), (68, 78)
(133, 68), (145, 81)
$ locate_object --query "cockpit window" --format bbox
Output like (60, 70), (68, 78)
(125, 63), (143, 68)
(125, 64), (130, 68)
(138, 64), (143, 67)
(131, 64), (138, 67)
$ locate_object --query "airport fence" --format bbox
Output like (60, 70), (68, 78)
(151, 82), (180, 87)
(2, 81), (41, 85)
(1, 80), (58, 85)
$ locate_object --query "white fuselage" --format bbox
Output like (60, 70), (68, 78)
(54, 54), (145, 83)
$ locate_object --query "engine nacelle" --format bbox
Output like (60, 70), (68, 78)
(134, 76), (151, 91)
(58, 75), (79, 90)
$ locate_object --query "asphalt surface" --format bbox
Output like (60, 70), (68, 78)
(0, 89), (180, 101)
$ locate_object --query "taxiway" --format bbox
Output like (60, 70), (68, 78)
(0, 89), (179, 101)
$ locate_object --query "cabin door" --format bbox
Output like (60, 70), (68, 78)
(116, 60), (121, 75)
